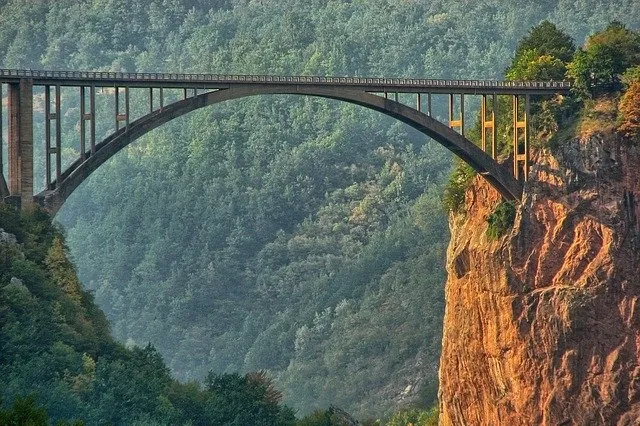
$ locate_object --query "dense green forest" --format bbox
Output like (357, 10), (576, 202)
(0, 0), (638, 420)
(0, 207), (300, 425)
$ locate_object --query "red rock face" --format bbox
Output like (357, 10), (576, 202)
(438, 132), (640, 425)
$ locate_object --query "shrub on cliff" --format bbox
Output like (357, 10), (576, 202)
(486, 201), (516, 240)
(618, 79), (640, 140)
(442, 159), (475, 214)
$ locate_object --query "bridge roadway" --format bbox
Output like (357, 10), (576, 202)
(0, 68), (571, 95)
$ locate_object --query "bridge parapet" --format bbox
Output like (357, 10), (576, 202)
(0, 68), (571, 94)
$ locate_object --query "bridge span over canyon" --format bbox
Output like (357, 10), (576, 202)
(0, 69), (571, 214)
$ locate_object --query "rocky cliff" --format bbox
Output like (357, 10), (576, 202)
(438, 130), (640, 425)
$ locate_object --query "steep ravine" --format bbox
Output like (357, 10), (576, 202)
(438, 131), (640, 425)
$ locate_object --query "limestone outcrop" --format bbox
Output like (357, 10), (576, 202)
(438, 131), (640, 425)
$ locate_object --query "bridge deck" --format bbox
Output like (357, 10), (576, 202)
(0, 69), (571, 95)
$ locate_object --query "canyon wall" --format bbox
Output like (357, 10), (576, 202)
(438, 131), (640, 425)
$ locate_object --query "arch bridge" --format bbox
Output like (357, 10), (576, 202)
(0, 69), (571, 214)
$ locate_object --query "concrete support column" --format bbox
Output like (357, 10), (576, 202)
(7, 78), (33, 208)
(512, 94), (530, 181)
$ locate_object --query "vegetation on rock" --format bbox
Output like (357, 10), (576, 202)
(618, 80), (640, 140)
(486, 201), (516, 240)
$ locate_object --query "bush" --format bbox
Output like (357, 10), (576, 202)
(0, 204), (24, 242)
(622, 65), (640, 87)
(442, 160), (475, 214)
(618, 79), (640, 140)
(385, 407), (438, 426)
(296, 409), (344, 426)
(486, 201), (516, 240)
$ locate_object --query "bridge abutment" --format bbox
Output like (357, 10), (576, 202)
(7, 78), (34, 209)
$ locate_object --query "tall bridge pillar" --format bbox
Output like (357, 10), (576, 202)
(7, 78), (34, 208)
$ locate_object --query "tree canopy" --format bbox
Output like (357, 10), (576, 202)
(567, 21), (640, 96)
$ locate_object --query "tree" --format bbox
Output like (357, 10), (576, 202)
(567, 22), (640, 96)
(506, 20), (575, 82)
(0, 395), (48, 426)
(0, 395), (84, 426)
(506, 49), (566, 81)
(513, 20), (575, 63)
(205, 372), (296, 426)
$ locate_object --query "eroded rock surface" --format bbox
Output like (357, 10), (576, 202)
(439, 132), (640, 425)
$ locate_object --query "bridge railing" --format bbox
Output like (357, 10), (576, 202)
(0, 68), (572, 89)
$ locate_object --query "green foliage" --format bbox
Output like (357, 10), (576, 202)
(0, 395), (86, 426)
(486, 201), (517, 240)
(622, 65), (640, 87)
(296, 410), (340, 426)
(513, 20), (576, 63)
(0, 395), (48, 426)
(567, 22), (640, 97)
(0, 207), (297, 425)
(618, 80), (640, 140)
(503, 21), (579, 148)
(506, 49), (567, 81)
(442, 160), (476, 214)
(506, 21), (575, 81)
(0, 204), (25, 241)
(385, 407), (438, 426)
(204, 372), (296, 426)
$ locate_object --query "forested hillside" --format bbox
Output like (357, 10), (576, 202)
(0, 206), (298, 425)
(1, 0), (638, 418)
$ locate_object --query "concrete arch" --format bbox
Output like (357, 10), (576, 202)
(36, 85), (522, 214)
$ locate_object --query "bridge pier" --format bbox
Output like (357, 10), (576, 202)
(481, 94), (497, 159)
(512, 94), (530, 181)
(448, 94), (464, 136)
(7, 78), (34, 208)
